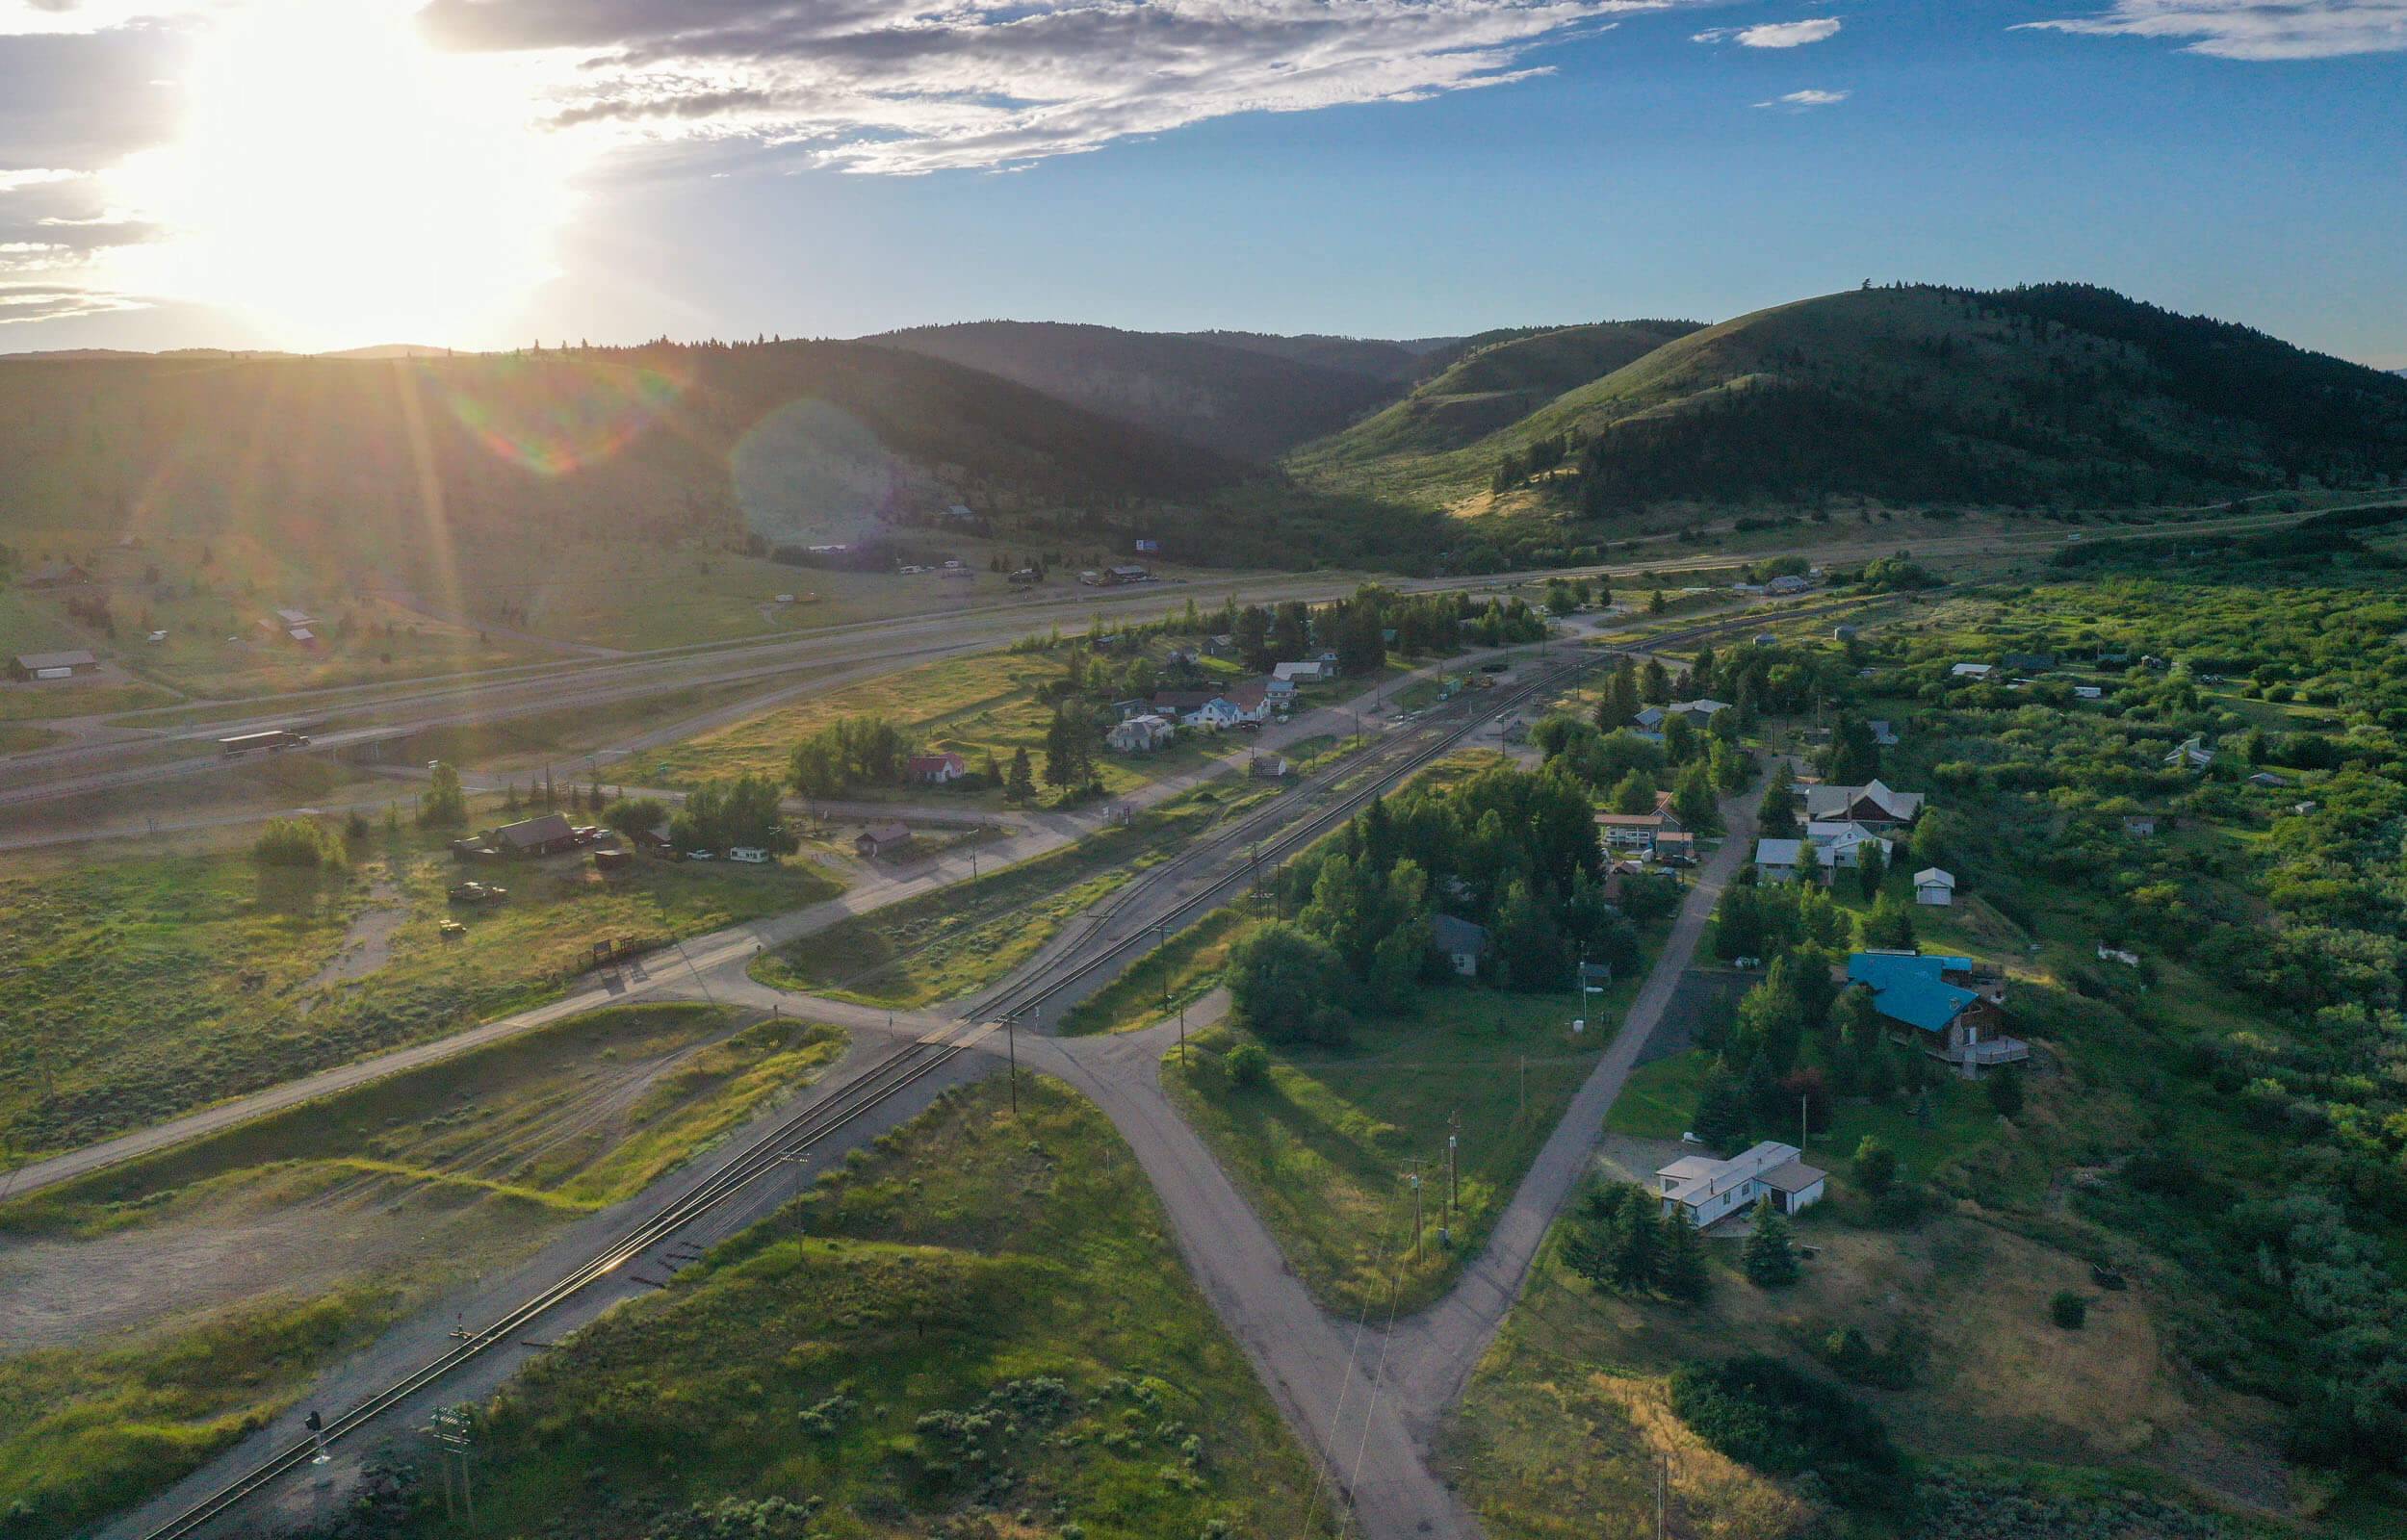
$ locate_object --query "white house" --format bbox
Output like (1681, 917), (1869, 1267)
(2073, 685), (2104, 701)
(1657, 1142), (1826, 1228)
(1597, 812), (1665, 853)
(1106, 714), (1175, 754)
(729, 847), (771, 864)
(1913, 867), (1956, 907)
(1808, 822), (1893, 871)
(1754, 837), (1805, 883)
(1950, 662), (1995, 680)
(1265, 677), (1299, 706)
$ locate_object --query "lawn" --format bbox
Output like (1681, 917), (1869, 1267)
(0, 809), (845, 1159)
(356, 1075), (1332, 1540)
(1166, 971), (1643, 1316)
(0, 1003), (849, 1540)
(751, 784), (1266, 1008)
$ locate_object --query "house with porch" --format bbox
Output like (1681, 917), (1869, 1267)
(1846, 950), (2024, 1076)
(1596, 812), (1665, 853)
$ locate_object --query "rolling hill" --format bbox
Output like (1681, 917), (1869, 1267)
(0, 340), (1248, 588)
(1289, 285), (2407, 513)
(870, 321), (1410, 460)
(1286, 320), (1704, 478)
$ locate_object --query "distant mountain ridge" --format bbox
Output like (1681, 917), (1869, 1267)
(869, 321), (1416, 459)
(1289, 285), (2407, 512)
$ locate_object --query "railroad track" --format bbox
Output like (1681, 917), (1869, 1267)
(134, 1017), (996, 1540)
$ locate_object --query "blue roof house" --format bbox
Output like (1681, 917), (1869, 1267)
(1846, 951), (2026, 1076)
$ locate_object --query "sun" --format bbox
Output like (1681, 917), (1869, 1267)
(109, 0), (582, 349)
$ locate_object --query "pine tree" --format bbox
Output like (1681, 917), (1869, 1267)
(1005, 747), (1036, 804)
(1743, 1197), (1801, 1288)
(1761, 759), (1799, 836)
(1659, 1214), (1712, 1302)
(1610, 1201), (1664, 1289)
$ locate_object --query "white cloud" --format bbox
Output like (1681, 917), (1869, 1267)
(2019, 1), (2407, 60)
(416, 0), (1702, 174)
(0, 167), (81, 192)
(1753, 87), (1849, 107)
(1695, 16), (1842, 46)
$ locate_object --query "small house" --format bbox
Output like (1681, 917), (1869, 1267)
(1248, 754), (1290, 780)
(1652, 832), (1696, 863)
(1809, 822), (1893, 871)
(2247, 770), (2293, 787)
(1753, 837), (1805, 882)
(2073, 685), (2105, 701)
(729, 847), (771, 864)
(1106, 714), (1175, 754)
(1766, 574), (1810, 596)
(908, 753), (969, 785)
(1950, 662), (1995, 680)
(488, 812), (581, 858)
(1657, 1142), (1825, 1229)
(1596, 812), (1664, 853)
(1803, 780), (1926, 828)
(855, 822), (913, 860)
(1869, 719), (1900, 747)
(1668, 699), (1732, 722)
(8, 649), (99, 680)
(1265, 677), (1299, 705)
(1431, 913), (1490, 977)
(1913, 867), (1956, 907)
(1631, 706), (1667, 732)
(2122, 814), (2161, 837)
(1273, 660), (1329, 684)
(2164, 738), (2216, 772)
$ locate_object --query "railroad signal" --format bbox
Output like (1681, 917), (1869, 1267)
(304, 1409), (328, 1465)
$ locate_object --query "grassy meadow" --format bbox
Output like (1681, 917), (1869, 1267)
(0, 813), (844, 1160)
(354, 1076), (1331, 1540)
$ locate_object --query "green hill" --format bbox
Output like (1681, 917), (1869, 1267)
(1289, 285), (2407, 513)
(0, 340), (1247, 585)
(1285, 320), (1703, 481)
(871, 321), (1403, 459)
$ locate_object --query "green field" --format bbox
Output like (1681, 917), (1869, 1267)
(1166, 972), (1642, 1316)
(355, 1075), (1331, 1539)
(751, 784), (1268, 1008)
(1057, 906), (1252, 1037)
(0, 812), (844, 1159)
(0, 1003), (848, 1539)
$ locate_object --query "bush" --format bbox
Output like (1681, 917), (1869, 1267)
(251, 817), (343, 869)
(2050, 1291), (2087, 1329)
(1225, 1041), (1269, 1089)
(1667, 1354), (1908, 1511)
(1742, 1197), (1800, 1288)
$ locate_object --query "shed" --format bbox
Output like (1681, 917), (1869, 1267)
(1913, 867), (1956, 906)
(855, 822), (913, 860)
(489, 812), (581, 857)
(9, 649), (99, 680)
(1753, 837), (1805, 882)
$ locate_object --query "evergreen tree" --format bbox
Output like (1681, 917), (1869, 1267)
(1863, 894), (1917, 950)
(1744, 1197), (1802, 1287)
(1987, 1063), (2027, 1120)
(1852, 1136), (1899, 1198)
(1855, 838), (1888, 900)
(1659, 1214), (1712, 1302)
(1674, 761), (1720, 833)
(1826, 715), (1880, 784)
(418, 761), (468, 828)
(1610, 1200), (1665, 1289)
(1694, 1070), (1751, 1149)
(1641, 657), (1672, 705)
(1761, 759), (1800, 836)
(1005, 747), (1036, 804)
(1610, 770), (1658, 815)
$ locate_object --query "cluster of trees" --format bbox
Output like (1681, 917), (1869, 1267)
(1229, 766), (1668, 1043)
(418, 762), (468, 828)
(669, 775), (798, 855)
(1560, 1181), (1710, 1302)
(789, 716), (915, 798)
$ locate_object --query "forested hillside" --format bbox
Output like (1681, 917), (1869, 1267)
(1291, 285), (2407, 514)
(0, 340), (1246, 587)
(872, 321), (1404, 458)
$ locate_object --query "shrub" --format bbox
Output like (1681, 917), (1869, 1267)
(1224, 1042), (1270, 1089)
(1742, 1197), (1800, 1288)
(251, 817), (342, 868)
(1667, 1354), (1908, 1511)
(2050, 1291), (2087, 1329)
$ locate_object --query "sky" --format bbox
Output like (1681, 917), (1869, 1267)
(1, 0), (2402, 367)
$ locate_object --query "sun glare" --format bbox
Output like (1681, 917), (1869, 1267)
(109, 0), (581, 349)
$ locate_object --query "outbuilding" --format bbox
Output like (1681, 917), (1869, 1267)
(8, 649), (99, 681)
(1913, 867), (1956, 906)
(855, 822), (914, 860)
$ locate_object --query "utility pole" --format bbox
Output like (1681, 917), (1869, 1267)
(1178, 996), (1188, 1072)
(431, 1405), (476, 1525)
(1801, 1091), (1810, 1156)
(1410, 1171), (1423, 1262)
(1518, 1055), (1526, 1117)
(1654, 1451), (1668, 1540)
(1446, 1115), (1459, 1225)
(1007, 1011), (1020, 1116)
